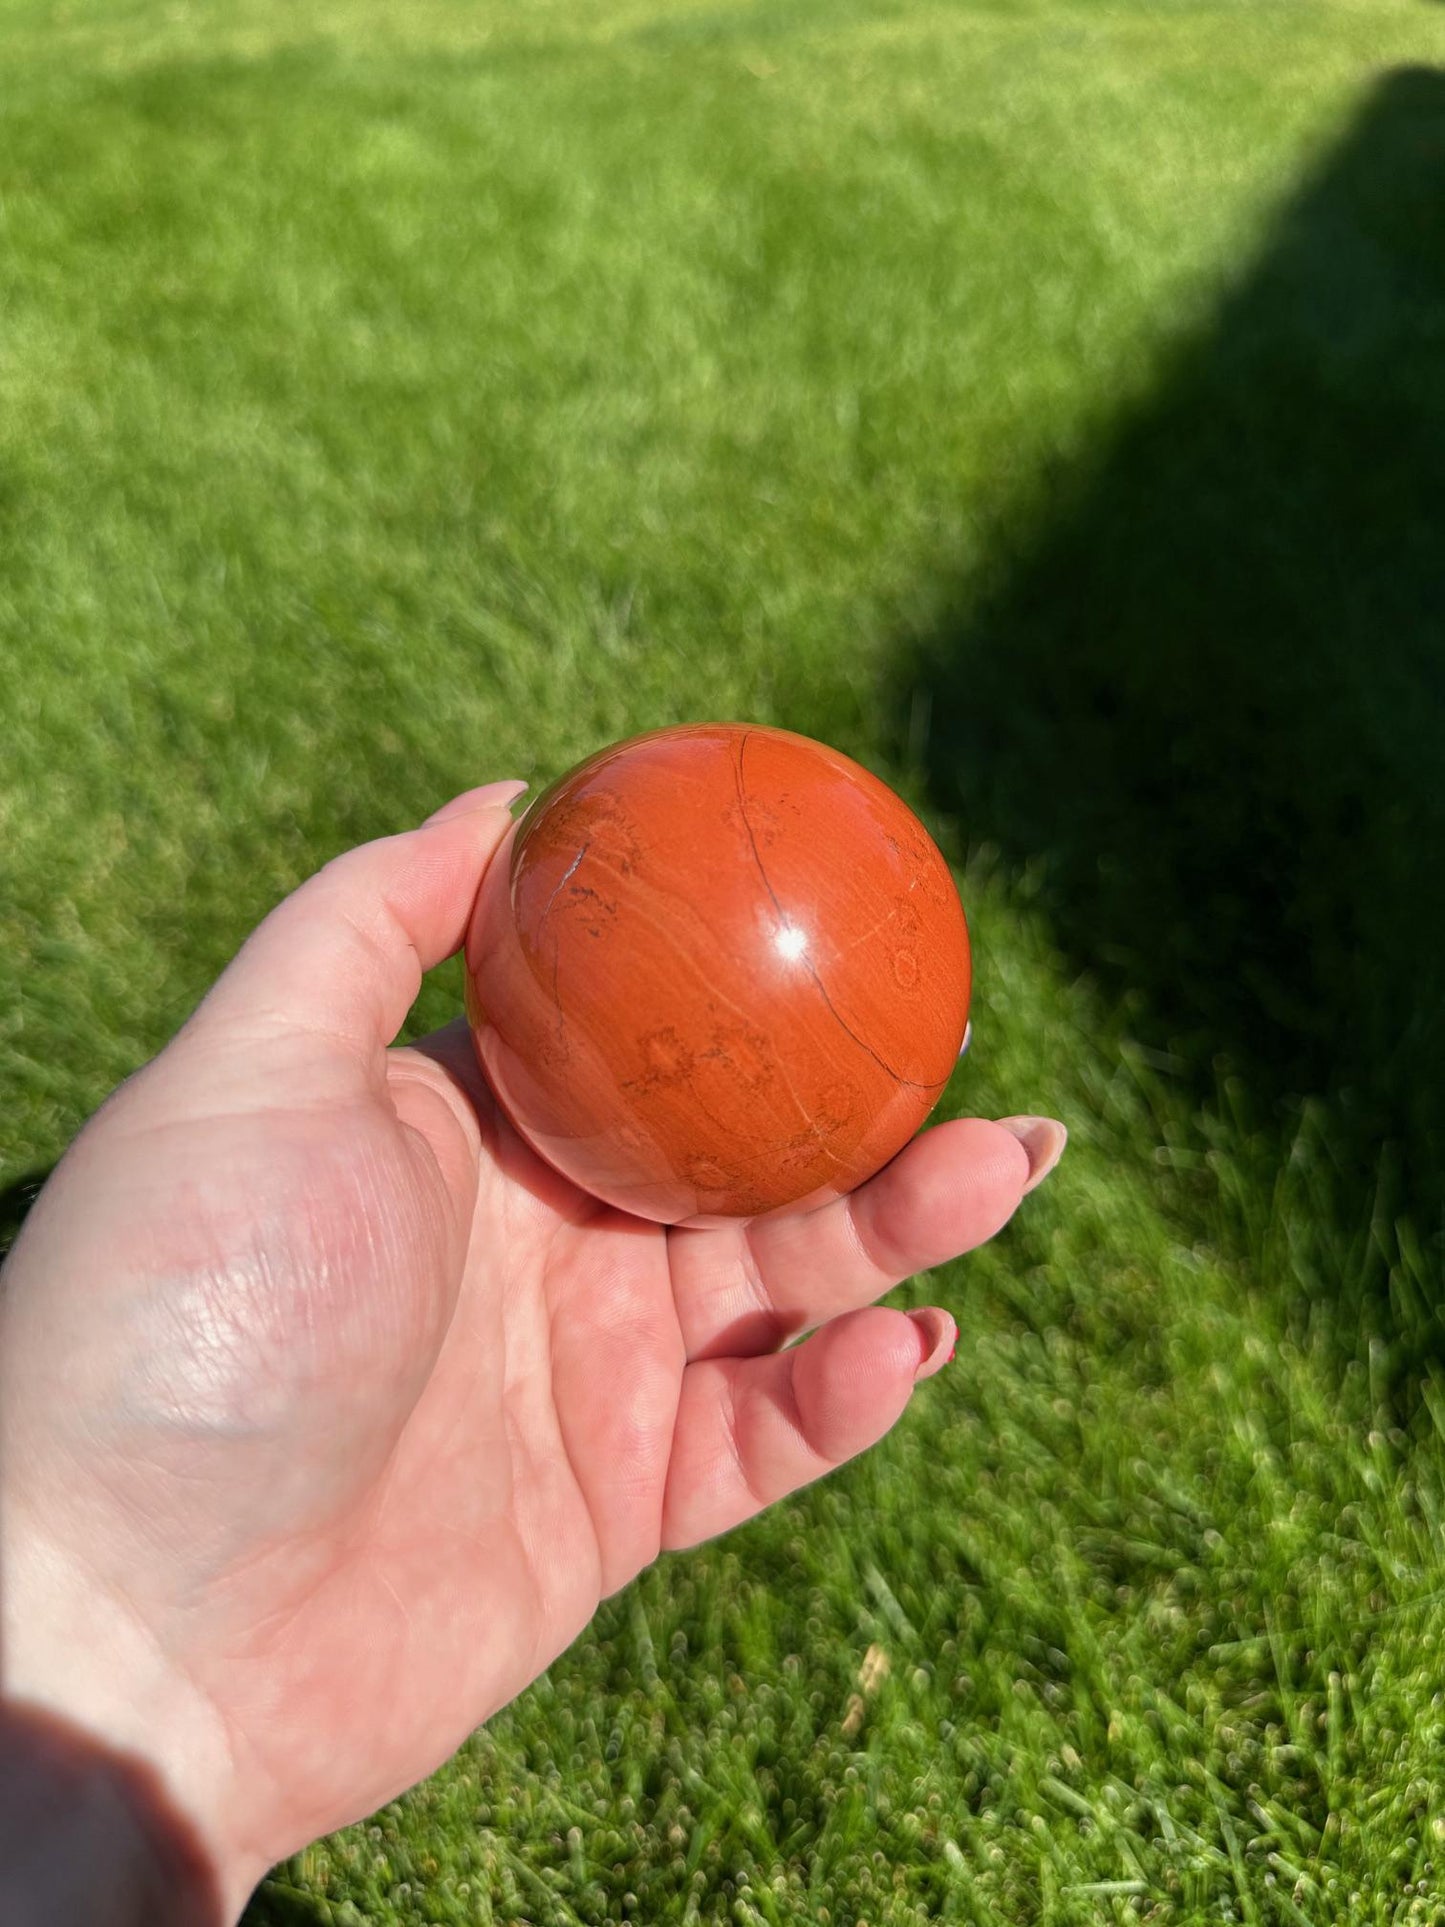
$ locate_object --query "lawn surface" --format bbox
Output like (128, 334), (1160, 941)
(4, 1), (1445, 1921)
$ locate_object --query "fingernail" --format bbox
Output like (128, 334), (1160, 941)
(424, 780), (529, 825)
(996, 1115), (1068, 1194)
(908, 1308), (957, 1381)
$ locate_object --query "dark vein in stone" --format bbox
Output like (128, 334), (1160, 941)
(541, 839), (591, 1014)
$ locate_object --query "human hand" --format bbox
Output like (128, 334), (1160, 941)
(0, 781), (1065, 1919)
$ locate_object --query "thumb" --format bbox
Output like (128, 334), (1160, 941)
(187, 780), (527, 1063)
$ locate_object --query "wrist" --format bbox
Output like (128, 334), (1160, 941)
(1, 1520), (260, 1924)
(0, 1703), (221, 1927)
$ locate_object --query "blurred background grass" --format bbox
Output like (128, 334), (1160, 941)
(4, 1), (1445, 1921)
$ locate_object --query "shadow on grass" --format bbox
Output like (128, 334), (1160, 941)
(241, 1882), (336, 1926)
(895, 67), (1445, 1269)
(0, 1168), (50, 1262)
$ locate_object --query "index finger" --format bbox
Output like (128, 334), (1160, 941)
(668, 1115), (1064, 1360)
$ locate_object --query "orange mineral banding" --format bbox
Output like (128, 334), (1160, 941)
(464, 722), (971, 1226)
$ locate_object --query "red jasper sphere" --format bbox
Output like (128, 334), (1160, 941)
(464, 723), (971, 1225)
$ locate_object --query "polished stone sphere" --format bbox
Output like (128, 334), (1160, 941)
(464, 723), (971, 1225)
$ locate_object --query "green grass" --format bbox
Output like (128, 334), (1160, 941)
(4, 0), (1445, 1921)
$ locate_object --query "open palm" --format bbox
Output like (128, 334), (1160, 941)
(0, 784), (1057, 1916)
